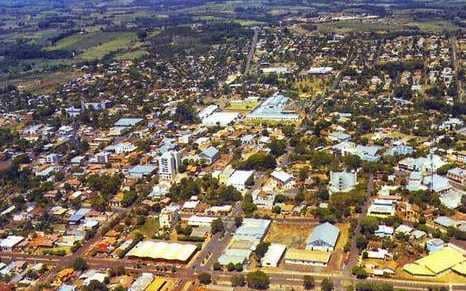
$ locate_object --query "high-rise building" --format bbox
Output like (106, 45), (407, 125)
(158, 150), (181, 180)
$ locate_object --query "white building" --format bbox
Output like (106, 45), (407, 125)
(328, 171), (357, 195)
(228, 170), (255, 191)
(158, 151), (181, 180)
(261, 243), (287, 267)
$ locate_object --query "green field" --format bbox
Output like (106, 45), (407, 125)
(47, 31), (134, 52)
(78, 32), (138, 60)
(226, 99), (259, 111)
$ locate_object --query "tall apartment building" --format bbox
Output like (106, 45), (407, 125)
(158, 150), (181, 180)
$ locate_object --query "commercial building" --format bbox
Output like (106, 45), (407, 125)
(306, 222), (340, 252)
(284, 248), (331, 267)
(261, 243), (287, 267)
(202, 112), (239, 127)
(246, 95), (299, 123)
(403, 246), (465, 276)
(126, 240), (197, 263)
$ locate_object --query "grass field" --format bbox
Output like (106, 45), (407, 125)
(116, 49), (148, 61)
(79, 32), (138, 60)
(225, 99), (259, 112)
(47, 31), (127, 51)
(264, 222), (314, 248)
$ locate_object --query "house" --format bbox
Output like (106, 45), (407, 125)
(199, 146), (220, 165)
(426, 238), (445, 253)
(187, 215), (215, 227)
(434, 216), (457, 228)
(228, 170), (254, 191)
(306, 222), (340, 252)
(68, 208), (90, 225)
(447, 168), (466, 186)
(375, 225), (394, 238)
(252, 190), (275, 209)
(366, 248), (392, 260)
(328, 131), (351, 143)
(159, 204), (180, 229)
(395, 224), (413, 236)
(439, 189), (464, 209)
(439, 118), (464, 131)
(328, 171), (357, 195)
(46, 154), (61, 164)
(270, 169), (295, 190)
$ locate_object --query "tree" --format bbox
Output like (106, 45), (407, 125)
(242, 193), (257, 216)
(227, 262), (235, 272)
(356, 235), (368, 249)
(268, 139), (287, 157)
(352, 265), (368, 279)
(303, 275), (315, 290)
(198, 272), (211, 285)
(254, 242), (270, 259)
(247, 271), (270, 289)
(321, 278), (334, 291)
(213, 262), (222, 271)
(72, 257), (87, 271)
(211, 218), (224, 235)
(235, 216), (243, 227)
(355, 282), (393, 291)
(231, 274), (246, 287)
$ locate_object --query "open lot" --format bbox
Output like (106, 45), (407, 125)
(264, 221), (314, 248)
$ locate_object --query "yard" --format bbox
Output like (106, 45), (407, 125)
(134, 216), (160, 239)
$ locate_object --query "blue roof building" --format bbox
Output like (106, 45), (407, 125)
(128, 165), (157, 178)
(306, 222), (340, 252)
(68, 208), (90, 225)
(199, 146), (220, 165)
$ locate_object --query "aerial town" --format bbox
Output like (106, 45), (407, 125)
(0, 0), (465, 290)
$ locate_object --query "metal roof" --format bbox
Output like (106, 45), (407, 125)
(306, 222), (340, 248)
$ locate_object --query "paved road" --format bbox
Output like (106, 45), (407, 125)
(244, 27), (259, 75)
(343, 173), (373, 273)
(451, 36), (463, 103)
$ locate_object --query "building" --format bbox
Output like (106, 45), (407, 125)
(284, 248), (331, 267)
(426, 238), (445, 253)
(246, 94), (299, 123)
(202, 112), (239, 127)
(158, 151), (181, 180)
(127, 165), (157, 178)
(270, 169), (295, 190)
(129, 273), (154, 291)
(447, 167), (466, 186)
(0, 236), (24, 251)
(306, 222), (340, 252)
(228, 170), (254, 191)
(367, 199), (396, 217)
(375, 225), (394, 238)
(199, 146), (220, 165)
(328, 171), (357, 195)
(159, 204), (180, 229)
(126, 240), (197, 263)
(403, 246), (465, 276)
(261, 244), (287, 267)
(187, 215), (215, 227)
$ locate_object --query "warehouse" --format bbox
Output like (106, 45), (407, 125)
(261, 243), (287, 267)
(403, 246), (465, 276)
(284, 248), (331, 267)
(126, 240), (197, 263)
